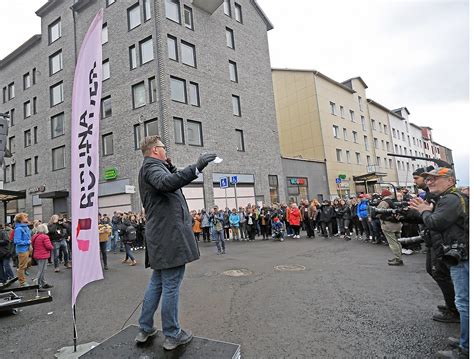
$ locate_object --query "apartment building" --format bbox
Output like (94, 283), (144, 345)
(0, 0), (285, 221)
(272, 69), (398, 198)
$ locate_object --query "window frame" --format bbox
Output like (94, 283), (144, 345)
(165, 0), (181, 24)
(127, 3), (141, 31)
(144, 118), (159, 137)
(236, 129), (245, 152)
(229, 60), (238, 82)
(102, 133), (114, 156)
(49, 49), (63, 76)
(48, 18), (62, 45)
(235, 3), (243, 23)
(129, 45), (138, 70)
(25, 158), (32, 177)
(180, 40), (196, 67)
(187, 120), (203, 147)
(232, 95), (241, 116)
(167, 35), (179, 61)
(170, 76), (187, 104)
(132, 81), (147, 109)
(51, 113), (65, 138)
(102, 59), (110, 81)
(226, 27), (235, 49)
(189, 82), (200, 107)
(183, 5), (194, 30)
(23, 73), (31, 90)
(139, 36), (154, 65)
(52, 145), (66, 171)
(101, 96), (112, 119)
(50, 81), (64, 107)
(173, 117), (185, 144)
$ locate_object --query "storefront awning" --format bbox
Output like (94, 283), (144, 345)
(39, 190), (69, 199)
(0, 189), (27, 202)
(353, 172), (387, 183)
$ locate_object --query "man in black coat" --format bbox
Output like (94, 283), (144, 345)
(135, 135), (216, 351)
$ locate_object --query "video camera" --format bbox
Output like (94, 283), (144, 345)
(442, 242), (468, 267)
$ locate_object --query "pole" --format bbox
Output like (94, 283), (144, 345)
(224, 187), (228, 209)
(73, 304), (78, 352)
(234, 183), (238, 209)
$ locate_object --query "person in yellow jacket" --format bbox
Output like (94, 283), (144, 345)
(99, 222), (112, 270)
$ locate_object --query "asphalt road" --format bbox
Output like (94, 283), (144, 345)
(0, 235), (459, 358)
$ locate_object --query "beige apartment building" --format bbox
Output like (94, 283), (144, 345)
(272, 69), (398, 198)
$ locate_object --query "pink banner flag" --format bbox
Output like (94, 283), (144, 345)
(71, 10), (104, 307)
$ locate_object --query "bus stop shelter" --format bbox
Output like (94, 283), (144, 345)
(0, 189), (26, 225)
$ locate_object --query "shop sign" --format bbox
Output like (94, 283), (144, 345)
(28, 185), (46, 194)
(104, 167), (118, 181)
(289, 178), (306, 186)
(338, 174), (347, 179)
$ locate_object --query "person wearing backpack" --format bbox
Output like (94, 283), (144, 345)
(0, 225), (15, 284)
(121, 216), (137, 266)
(410, 168), (469, 359)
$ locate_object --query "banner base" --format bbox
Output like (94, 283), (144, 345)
(79, 325), (241, 358)
(55, 342), (99, 359)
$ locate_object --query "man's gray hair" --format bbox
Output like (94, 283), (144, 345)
(140, 135), (163, 156)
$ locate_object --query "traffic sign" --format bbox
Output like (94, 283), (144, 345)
(335, 178), (342, 184)
(230, 175), (238, 185)
(219, 177), (229, 189)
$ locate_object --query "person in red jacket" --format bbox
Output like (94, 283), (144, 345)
(31, 224), (54, 291)
(288, 203), (302, 239)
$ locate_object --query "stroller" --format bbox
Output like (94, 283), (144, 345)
(271, 217), (284, 242)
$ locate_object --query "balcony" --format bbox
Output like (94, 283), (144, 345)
(192, 0), (223, 14)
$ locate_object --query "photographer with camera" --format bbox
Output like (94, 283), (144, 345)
(376, 189), (404, 266)
(410, 167), (469, 358)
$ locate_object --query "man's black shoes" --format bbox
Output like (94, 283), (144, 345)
(433, 310), (460, 323)
(163, 329), (193, 351)
(135, 327), (159, 343)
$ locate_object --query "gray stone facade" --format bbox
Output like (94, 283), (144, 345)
(0, 0), (284, 221)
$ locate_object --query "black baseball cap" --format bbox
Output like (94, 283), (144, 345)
(413, 166), (434, 177)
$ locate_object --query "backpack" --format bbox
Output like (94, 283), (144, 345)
(125, 225), (137, 242)
(451, 191), (469, 244)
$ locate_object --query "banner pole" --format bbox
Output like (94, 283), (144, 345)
(73, 304), (78, 352)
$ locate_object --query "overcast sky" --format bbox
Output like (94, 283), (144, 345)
(0, 0), (470, 185)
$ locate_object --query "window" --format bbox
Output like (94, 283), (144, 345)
(128, 3), (141, 30)
(52, 146), (65, 170)
(330, 102), (336, 115)
(25, 159), (32, 177)
(173, 117), (184, 144)
(144, 0), (151, 21)
(356, 152), (361, 164)
(133, 124), (141, 150)
(181, 41), (196, 67)
(24, 101), (32, 118)
(33, 126), (38, 144)
(235, 3), (243, 23)
(11, 163), (15, 182)
(102, 23), (108, 44)
(8, 83), (15, 100)
(34, 156), (39, 174)
(395, 144), (399, 153)
(144, 119), (159, 136)
(384, 158), (388, 168)
(376, 156), (381, 166)
(389, 159), (393, 169)
(33, 97), (37, 114)
(336, 149), (342, 162)
(132, 82), (146, 108)
(49, 50), (63, 76)
(102, 133), (114, 156)
(340, 106), (344, 118)
(32, 68), (37, 85)
(167, 35), (178, 61)
(4, 166), (9, 183)
(102, 59), (110, 81)
(350, 110), (355, 122)
(364, 135), (368, 150)
(24, 129), (31, 147)
(50, 82), (63, 107)
(226, 28), (235, 49)
(170, 77), (186, 103)
(101, 96), (112, 118)
(189, 82), (200, 107)
(352, 131), (358, 143)
(378, 122), (382, 132)
(332, 125), (339, 138)
(49, 18), (61, 44)
(346, 151), (351, 163)
(374, 138), (378, 149)
(184, 6), (194, 29)
(148, 77), (157, 103)
(361, 116), (366, 131)
(165, 0), (181, 23)
(139, 37), (154, 65)
(384, 124), (388, 134)
(268, 175), (279, 204)
(236, 129), (245, 151)
(343, 128), (348, 141)
(23, 73), (31, 90)
(367, 155), (371, 165)
(2, 87), (6, 103)
(8, 136), (15, 154)
(224, 0), (231, 16)
(397, 130), (400, 139)
(187, 120), (203, 146)
(129, 45), (137, 69)
(358, 96), (363, 111)
(9, 109), (15, 126)
(229, 61), (238, 82)
(51, 113), (64, 138)
(232, 95), (241, 116)
(392, 128), (396, 137)
(106, 0), (115, 6)
(402, 132), (405, 141)
(371, 119), (376, 130)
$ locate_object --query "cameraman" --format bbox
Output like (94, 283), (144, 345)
(377, 190), (403, 266)
(410, 168), (469, 358)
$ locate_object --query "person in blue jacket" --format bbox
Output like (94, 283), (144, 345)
(356, 194), (373, 241)
(229, 208), (240, 241)
(13, 212), (32, 287)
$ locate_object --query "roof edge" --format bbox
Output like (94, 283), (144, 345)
(342, 76), (368, 89)
(36, 0), (62, 17)
(251, 0), (274, 31)
(367, 98), (404, 120)
(0, 35), (42, 69)
(281, 156), (326, 164)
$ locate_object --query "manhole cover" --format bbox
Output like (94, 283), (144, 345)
(222, 269), (252, 277)
(274, 264), (306, 272)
